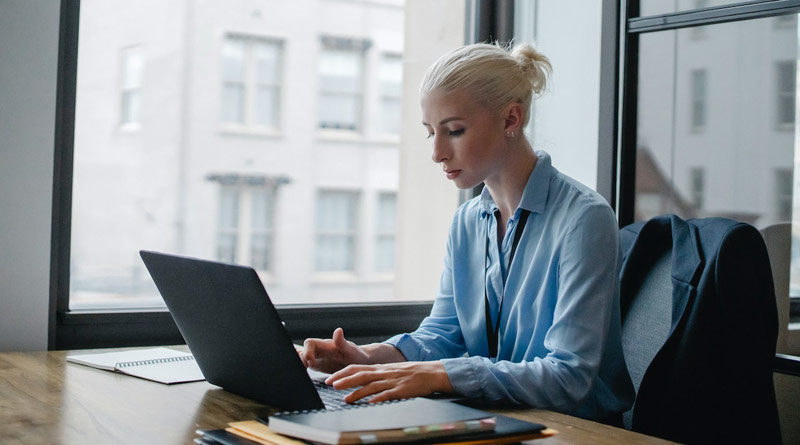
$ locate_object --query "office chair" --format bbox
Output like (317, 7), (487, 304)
(759, 222), (800, 445)
(619, 214), (781, 444)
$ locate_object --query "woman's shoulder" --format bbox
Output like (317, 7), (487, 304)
(546, 168), (616, 228)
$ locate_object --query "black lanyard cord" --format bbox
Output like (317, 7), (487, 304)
(484, 209), (530, 358)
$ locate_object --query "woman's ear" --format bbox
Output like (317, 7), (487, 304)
(503, 102), (524, 134)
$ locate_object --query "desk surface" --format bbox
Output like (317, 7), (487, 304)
(0, 349), (672, 444)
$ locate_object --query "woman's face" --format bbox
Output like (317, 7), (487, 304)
(421, 88), (508, 190)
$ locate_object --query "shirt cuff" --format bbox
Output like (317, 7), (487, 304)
(383, 333), (426, 361)
(441, 357), (483, 397)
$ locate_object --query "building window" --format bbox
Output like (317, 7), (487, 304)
(374, 192), (396, 272)
(776, 169), (793, 222)
(318, 37), (368, 131)
(221, 35), (282, 130)
(120, 46), (143, 125)
(776, 60), (796, 129)
(690, 167), (705, 210)
(315, 190), (359, 272)
(215, 179), (278, 272)
(379, 54), (403, 135)
(690, 69), (707, 130)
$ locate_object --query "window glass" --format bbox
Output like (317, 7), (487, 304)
(315, 190), (358, 272)
(375, 192), (397, 272)
(120, 46), (142, 125)
(635, 14), (800, 295)
(318, 43), (364, 131)
(379, 54), (403, 135)
(69, 0), (464, 309)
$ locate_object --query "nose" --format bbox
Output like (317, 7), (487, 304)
(431, 135), (450, 164)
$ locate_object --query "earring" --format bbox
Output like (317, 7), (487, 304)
(506, 131), (515, 138)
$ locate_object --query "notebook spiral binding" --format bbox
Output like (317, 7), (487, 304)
(115, 355), (196, 369)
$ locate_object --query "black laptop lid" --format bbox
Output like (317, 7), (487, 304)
(139, 250), (325, 411)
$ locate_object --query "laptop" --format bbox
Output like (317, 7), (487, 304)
(139, 250), (358, 411)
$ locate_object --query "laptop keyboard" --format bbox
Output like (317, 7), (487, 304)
(313, 380), (365, 410)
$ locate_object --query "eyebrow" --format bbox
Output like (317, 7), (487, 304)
(421, 116), (465, 126)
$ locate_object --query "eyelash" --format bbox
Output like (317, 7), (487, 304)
(426, 129), (465, 139)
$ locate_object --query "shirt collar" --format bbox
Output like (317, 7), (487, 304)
(479, 150), (553, 217)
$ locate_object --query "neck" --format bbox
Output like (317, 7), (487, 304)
(484, 140), (537, 222)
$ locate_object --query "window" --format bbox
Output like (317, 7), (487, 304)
(374, 192), (396, 273)
(690, 69), (707, 130)
(213, 179), (278, 271)
(53, 0), (477, 348)
(318, 37), (367, 131)
(776, 60), (796, 129)
(120, 46), (143, 125)
(378, 54), (403, 135)
(221, 35), (282, 130)
(621, 4), (800, 322)
(776, 169), (793, 222)
(315, 190), (359, 272)
(690, 167), (705, 210)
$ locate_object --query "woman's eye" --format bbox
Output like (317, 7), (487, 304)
(449, 129), (465, 137)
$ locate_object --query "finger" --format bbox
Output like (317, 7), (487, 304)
(332, 327), (347, 349)
(344, 379), (396, 404)
(325, 364), (373, 386)
(301, 339), (318, 367)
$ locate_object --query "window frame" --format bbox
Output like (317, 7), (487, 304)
(616, 0), (800, 319)
(52, 0), (498, 350)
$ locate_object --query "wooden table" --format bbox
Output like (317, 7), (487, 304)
(0, 349), (673, 444)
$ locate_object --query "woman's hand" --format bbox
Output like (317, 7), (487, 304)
(325, 361), (454, 403)
(300, 327), (371, 373)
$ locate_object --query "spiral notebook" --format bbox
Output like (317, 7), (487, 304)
(66, 347), (205, 384)
(266, 398), (498, 445)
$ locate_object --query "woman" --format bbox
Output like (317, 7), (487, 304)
(301, 43), (634, 423)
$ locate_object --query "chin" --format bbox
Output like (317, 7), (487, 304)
(453, 179), (482, 190)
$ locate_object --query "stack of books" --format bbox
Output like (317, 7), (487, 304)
(194, 397), (555, 445)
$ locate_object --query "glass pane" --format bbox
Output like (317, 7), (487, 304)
(316, 235), (355, 271)
(319, 49), (362, 93)
(379, 54), (403, 96)
(121, 90), (140, 124)
(250, 233), (270, 271)
(122, 47), (143, 89)
(70, 0), (464, 308)
(254, 86), (278, 127)
(221, 83), (244, 123)
(380, 98), (401, 134)
(255, 41), (281, 85)
(316, 191), (357, 233)
(375, 236), (395, 272)
(635, 15), (800, 294)
(218, 187), (239, 229)
(318, 94), (359, 130)
(251, 188), (273, 230)
(222, 38), (245, 82)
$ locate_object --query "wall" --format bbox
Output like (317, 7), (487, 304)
(0, 0), (61, 351)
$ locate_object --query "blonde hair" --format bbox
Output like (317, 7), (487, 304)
(420, 42), (551, 126)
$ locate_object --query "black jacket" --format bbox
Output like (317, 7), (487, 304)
(620, 215), (780, 444)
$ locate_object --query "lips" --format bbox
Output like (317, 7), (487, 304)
(445, 169), (461, 180)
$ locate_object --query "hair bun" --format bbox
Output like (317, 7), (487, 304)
(511, 44), (551, 94)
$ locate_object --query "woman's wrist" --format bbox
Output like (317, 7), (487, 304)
(361, 342), (406, 364)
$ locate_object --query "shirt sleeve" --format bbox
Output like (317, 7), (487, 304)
(384, 228), (468, 360)
(441, 204), (620, 413)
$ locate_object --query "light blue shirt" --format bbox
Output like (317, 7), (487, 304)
(386, 151), (634, 421)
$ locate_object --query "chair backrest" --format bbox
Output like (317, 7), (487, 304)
(759, 222), (791, 354)
(619, 215), (781, 444)
(619, 248), (672, 430)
